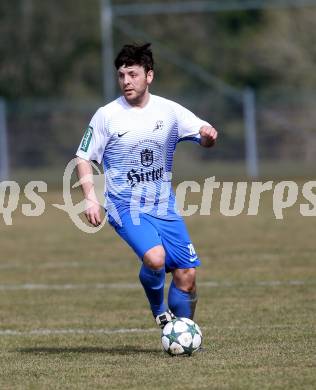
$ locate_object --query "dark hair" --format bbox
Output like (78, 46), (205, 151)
(114, 43), (154, 73)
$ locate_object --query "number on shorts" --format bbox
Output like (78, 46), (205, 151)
(188, 243), (196, 256)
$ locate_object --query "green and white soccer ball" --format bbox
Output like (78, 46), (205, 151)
(161, 317), (203, 356)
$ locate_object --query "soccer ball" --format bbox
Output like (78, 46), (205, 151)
(161, 317), (202, 356)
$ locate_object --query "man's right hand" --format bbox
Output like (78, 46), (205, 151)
(84, 199), (102, 226)
(76, 157), (102, 227)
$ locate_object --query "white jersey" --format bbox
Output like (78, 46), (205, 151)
(76, 94), (210, 220)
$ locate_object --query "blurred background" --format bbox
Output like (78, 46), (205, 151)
(1, 0), (316, 185)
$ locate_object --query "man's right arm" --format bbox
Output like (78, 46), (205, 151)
(76, 157), (101, 227)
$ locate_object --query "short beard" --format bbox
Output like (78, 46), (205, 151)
(125, 88), (147, 106)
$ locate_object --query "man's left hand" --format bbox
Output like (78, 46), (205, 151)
(199, 125), (218, 147)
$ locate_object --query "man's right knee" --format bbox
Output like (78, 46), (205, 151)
(143, 245), (165, 270)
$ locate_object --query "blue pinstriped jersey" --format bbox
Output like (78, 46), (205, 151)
(76, 94), (210, 220)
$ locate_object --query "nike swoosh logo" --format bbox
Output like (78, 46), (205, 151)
(189, 256), (198, 262)
(118, 131), (129, 138)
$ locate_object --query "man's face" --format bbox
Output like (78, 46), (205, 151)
(117, 64), (153, 105)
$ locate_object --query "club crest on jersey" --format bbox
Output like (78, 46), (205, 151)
(141, 148), (153, 167)
(153, 120), (164, 131)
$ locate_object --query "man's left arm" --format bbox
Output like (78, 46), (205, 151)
(199, 125), (218, 148)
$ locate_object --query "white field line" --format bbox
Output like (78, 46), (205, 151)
(0, 282), (139, 291)
(0, 261), (89, 270)
(0, 328), (158, 336)
(0, 280), (311, 291)
(0, 324), (311, 337)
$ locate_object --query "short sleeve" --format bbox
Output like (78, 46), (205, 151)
(172, 102), (210, 144)
(76, 108), (110, 164)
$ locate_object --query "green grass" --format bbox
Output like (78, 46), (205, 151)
(0, 190), (315, 389)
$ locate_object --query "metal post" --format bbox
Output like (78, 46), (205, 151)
(100, 0), (115, 102)
(0, 98), (9, 181)
(22, 0), (33, 38)
(243, 87), (259, 178)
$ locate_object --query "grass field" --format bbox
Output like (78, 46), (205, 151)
(0, 188), (315, 389)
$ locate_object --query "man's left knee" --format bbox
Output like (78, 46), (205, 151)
(173, 268), (196, 293)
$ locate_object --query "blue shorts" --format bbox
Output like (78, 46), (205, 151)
(108, 213), (201, 272)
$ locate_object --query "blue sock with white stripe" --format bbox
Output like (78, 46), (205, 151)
(168, 280), (197, 319)
(139, 264), (167, 317)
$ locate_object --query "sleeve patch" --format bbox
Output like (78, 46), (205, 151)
(80, 126), (93, 152)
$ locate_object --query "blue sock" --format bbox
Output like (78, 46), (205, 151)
(139, 264), (167, 317)
(168, 280), (198, 319)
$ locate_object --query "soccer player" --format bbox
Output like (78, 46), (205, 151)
(76, 43), (218, 328)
